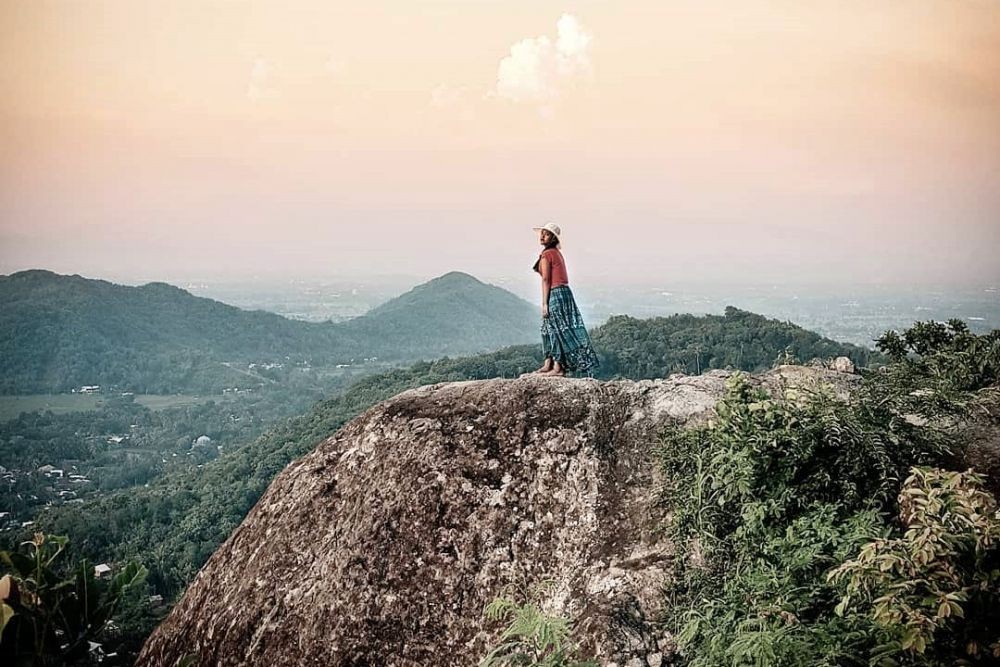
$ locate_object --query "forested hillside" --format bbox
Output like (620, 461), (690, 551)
(593, 306), (880, 377)
(0, 270), (538, 393)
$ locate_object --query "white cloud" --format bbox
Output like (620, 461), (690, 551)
(494, 14), (592, 104)
(555, 14), (591, 75)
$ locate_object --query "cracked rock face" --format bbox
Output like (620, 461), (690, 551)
(137, 367), (858, 667)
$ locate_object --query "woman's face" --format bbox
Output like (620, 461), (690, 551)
(539, 230), (553, 245)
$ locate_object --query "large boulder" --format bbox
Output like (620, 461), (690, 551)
(136, 368), (859, 667)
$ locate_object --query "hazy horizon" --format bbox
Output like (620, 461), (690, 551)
(4, 265), (1000, 293)
(2, 1), (999, 287)
(8, 265), (998, 353)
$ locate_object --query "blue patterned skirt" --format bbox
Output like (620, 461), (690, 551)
(542, 285), (600, 375)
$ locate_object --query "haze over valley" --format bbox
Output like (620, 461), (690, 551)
(171, 274), (1000, 349)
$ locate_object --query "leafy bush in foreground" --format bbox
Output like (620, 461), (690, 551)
(0, 532), (147, 666)
(830, 467), (1000, 663)
(659, 321), (999, 666)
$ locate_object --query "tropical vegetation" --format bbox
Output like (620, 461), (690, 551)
(658, 319), (1000, 665)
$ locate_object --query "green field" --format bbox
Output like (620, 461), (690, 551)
(0, 394), (226, 420)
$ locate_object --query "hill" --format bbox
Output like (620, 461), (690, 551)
(591, 306), (881, 377)
(339, 271), (539, 357)
(0, 270), (538, 394)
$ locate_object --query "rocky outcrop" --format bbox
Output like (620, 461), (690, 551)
(137, 367), (860, 667)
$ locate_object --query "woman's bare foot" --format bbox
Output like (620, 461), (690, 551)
(541, 362), (565, 377)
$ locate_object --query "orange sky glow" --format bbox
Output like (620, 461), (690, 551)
(1, 0), (998, 286)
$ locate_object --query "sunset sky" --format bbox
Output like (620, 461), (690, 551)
(1, 0), (998, 287)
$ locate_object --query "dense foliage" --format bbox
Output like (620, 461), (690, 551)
(874, 318), (1000, 392)
(830, 467), (1000, 662)
(659, 321), (1000, 666)
(0, 270), (538, 393)
(0, 533), (147, 666)
(592, 307), (881, 378)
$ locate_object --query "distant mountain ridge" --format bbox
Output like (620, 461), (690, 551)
(0, 269), (539, 394)
(339, 271), (540, 356)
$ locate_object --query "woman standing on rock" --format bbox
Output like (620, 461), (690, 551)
(530, 223), (600, 377)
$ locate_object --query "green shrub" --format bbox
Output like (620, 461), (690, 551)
(0, 532), (147, 666)
(661, 374), (909, 665)
(874, 320), (1000, 392)
(829, 467), (1000, 663)
(658, 321), (999, 666)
